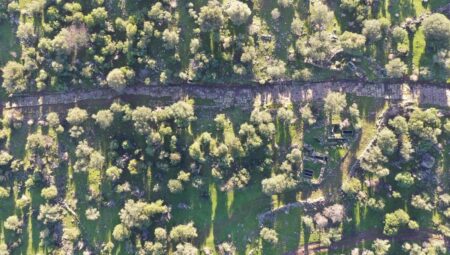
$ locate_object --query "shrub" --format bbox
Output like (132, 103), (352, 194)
(260, 227), (279, 244)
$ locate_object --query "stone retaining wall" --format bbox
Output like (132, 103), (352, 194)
(1, 82), (449, 110)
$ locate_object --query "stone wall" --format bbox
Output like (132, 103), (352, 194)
(2, 82), (449, 110)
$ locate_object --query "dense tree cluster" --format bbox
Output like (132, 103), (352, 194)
(0, 0), (448, 95)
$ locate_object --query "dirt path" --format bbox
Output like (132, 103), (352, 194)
(1, 82), (449, 111)
(286, 228), (442, 255)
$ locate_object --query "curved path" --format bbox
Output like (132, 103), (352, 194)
(286, 228), (442, 255)
(1, 81), (449, 110)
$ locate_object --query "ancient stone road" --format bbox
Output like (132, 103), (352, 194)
(2, 82), (449, 110)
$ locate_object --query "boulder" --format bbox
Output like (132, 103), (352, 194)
(421, 153), (435, 169)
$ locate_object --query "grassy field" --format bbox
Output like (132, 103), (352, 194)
(0, 92), (392, 254)
(0, 22), (19, 65)
(0, 0), (448, 252)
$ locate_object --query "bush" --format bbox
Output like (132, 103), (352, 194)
(113, 224), (130, 241)
(260, 227), (279, 244)
(395, 172), (415, 188)
(168, 179), (183, 193)
(106, 166), (122, 181)
(342, 177), (361, 196)
(85, 207), (100, 221)
(41, 185), (58, 200)
(4, 215), (21, 231)
(0, 186), (9, 199)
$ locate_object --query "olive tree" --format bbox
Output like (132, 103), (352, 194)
(408, 107), (442, 144)
(422, 14), (450, 49)
(46, 112), (60, 128)
(324, 91), (347, 122)
(2, 61), (27, 94)
(66, 107), (88, 126)
(0, 187), (9, 199)
(168, 179), (183, 193)
(392, 27), (408, 43)
(342, 177), (361, 197)
(377, 128), (398, 155)
(162, 28), (180, 50)
(262, 174), (297, 195)
(119, 199), (168, 228)
(383, 209), (414, 236)
(309, 1), (333, 30)
(112, 223), (130, 241)
(107, 67), (134, 92)
(277, 106), (294, 125)
(170, 222), (198, 242)
(198, 1), (224, 32)
(224, 0), (251, 26)
(4, 215), (22, 232)
(38, 204), (64, 224)
(395, 172), (415, 188)
(106, 166), (122, 181)
(340, 31), (366, 56)
(41, 185), (58, 200)
(174, 243), (198, 255)
(92, 109), (114, 129)
(300, 104), (316, 126)
(297, 31), (340, 65)
(389, 116), (408, 134)
(372, 239), (390, 255)
(385, 58), (407, 78)
(362, 19), (382, 42)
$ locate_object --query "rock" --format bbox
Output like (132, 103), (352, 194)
(421, 153), (435, 169)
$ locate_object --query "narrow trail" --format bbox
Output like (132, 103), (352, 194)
(286, 228), (442, 255)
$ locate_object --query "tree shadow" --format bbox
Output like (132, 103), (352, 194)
(428, 0), (448, 10)
(406, 33), (415, 74)
(29, 186), (44, 253)
(260, 0), (295, 61)
(388, 0), (416, 25)
(273, 207), (301, 254)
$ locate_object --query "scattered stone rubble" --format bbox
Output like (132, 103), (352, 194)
(257, 197), (326, 225)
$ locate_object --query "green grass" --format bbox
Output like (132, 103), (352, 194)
(0, 22), (19, 65)
(2, 95), (448, 255)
